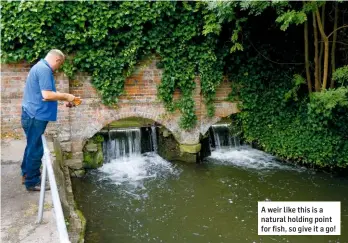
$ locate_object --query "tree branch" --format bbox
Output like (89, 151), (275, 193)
(328, 25), (348, 39)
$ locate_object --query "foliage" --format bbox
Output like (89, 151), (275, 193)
(284, 74), (306, 102)
(2, 1), (348, 167)
(275, 10), (307, 31)
(332, 65), (348, 86)
(92, 134), (104, 144)
(228, 47), (348, 168)
(308, 87), (348, 134)
(1, 1), (226, 129)
(205, 1), (348, 167)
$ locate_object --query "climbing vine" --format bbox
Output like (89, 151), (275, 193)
(1, 1), (225, 129)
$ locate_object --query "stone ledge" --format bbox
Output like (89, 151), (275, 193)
(179, 143), (202, 154)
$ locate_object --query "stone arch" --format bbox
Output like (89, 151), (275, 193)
(199, 102), (239, 137)
(72, 104), (186, 145)
(199, 116), (222, 137)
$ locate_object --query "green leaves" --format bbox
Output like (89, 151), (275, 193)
(308, 87), (348, 120)
(226, 42), (348, 167)
(1, 1), (228, 129)
(284, 74), (306, 102)
(332, 65), (348, 86)
(276, 10), (307, 31)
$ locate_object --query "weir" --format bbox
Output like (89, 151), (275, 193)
(209, 123), (240, 150)
(101, 126), (159, 163)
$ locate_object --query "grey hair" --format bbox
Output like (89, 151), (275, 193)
(46, 49), (65, 59)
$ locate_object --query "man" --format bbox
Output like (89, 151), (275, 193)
(21, 49), (80, 191)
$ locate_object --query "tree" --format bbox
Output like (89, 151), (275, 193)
(205, 1), (348, 93)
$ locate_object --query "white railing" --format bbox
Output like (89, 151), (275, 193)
(37, 135), (70, 243)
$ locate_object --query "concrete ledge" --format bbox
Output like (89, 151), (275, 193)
(180, 143), (201, 154)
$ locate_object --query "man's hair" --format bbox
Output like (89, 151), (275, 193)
(46, 49), (65, 59)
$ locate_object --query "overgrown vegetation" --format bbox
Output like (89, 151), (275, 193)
(1, 1), (227, 129)
(222, 2), (348, 168)
(2, 1), (348, 167)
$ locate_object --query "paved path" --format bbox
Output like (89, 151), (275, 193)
(1, 139), (59, 243)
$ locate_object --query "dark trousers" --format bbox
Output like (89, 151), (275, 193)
(21, 108), (48, 188)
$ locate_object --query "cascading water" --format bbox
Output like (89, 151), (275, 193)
(208, 124), (300, 171)
(210, 124), (240, 150)
(150, 125), (158, 153)
(73, 125), (348, 243)
(99, 126), (178, 189)
(103, 128), (141, 162)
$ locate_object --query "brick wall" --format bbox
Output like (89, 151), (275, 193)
(1, 59), (238, 147)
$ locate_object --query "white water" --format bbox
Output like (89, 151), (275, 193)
(100, 127), (178, 189)
(208, 146), (301, 171)
(211, 124), (240, 149)
(99, 152), (179, 189)
(151, 125), (158, 153)
(99, 126), (300, 192)
(103, 128), (141, 163)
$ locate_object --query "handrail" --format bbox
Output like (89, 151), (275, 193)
(37, 135), (70, 243)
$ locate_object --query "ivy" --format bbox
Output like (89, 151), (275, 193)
(1, 1), (226, 129)
(227, 43), (348, 168)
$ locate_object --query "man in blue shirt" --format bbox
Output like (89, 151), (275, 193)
(22, 49), (78, 191)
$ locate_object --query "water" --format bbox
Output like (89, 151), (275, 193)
(103, 128), (142, 163)
(73, 128), (348, 243)
(150, 125), (158, 154)
(211, 124), (240, 150)
(102, 127), (158, 163)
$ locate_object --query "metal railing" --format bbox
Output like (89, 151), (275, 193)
(37, 135), (70, 243)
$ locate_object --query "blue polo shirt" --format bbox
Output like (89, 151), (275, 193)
(22, 59), (58, 121)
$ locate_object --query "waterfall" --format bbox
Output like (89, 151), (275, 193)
(151, 125), (158, 153)
(103, 128), (141, 162)
(210, 124), (240, 150)
(98, 126), (178, 188)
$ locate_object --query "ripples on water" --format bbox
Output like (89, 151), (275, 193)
(73, 146), (347, 243)
(98, 146), (302, 189)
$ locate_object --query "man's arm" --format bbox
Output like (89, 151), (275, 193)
(42, 90), (75, 102)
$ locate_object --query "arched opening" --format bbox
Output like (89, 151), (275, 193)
(200, 116), (241, 158)
(99, 117), (161, 161)
(79, 115), (204, 168)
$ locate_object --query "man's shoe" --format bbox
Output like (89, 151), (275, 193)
(26, 183), (50, 192)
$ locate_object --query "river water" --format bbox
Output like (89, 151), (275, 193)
(72, 127), (348, 243)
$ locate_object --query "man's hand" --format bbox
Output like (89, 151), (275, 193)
(66, 97), (82, 108)
(65, 93), (75, 102)
(72, 97), (82, 106)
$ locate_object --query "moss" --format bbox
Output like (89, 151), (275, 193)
(83, 134), (106, 169)
(54, 147), (62, 160)
(92, 134), (104, 143)
(75, 209), (86, 243)
(97, 143), (102, 151)
(83, 149), (103, 169)
(83, 152), (94, 168)
(158, 132), (198, 163)
(63, 152), (73, 160)
(95, 151), (103, 167)
(70, 169), (85, 178)
(180, 144), (201, 154)
(108, 117), (154, 128)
